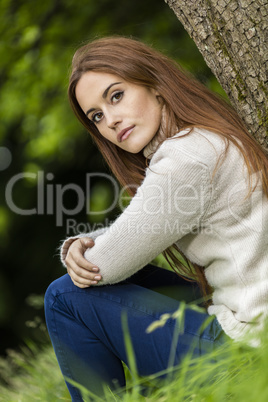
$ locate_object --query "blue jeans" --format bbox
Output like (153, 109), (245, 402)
(44, 265), (227, 401)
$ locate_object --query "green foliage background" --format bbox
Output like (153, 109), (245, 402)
(0, 0), (225, 356)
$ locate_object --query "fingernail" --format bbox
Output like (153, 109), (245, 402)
(92, 267), (99, 272)
(94, 275), (101, 280)
(91, 281), (98, 285)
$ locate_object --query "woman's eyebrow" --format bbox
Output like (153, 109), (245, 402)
(85, 82), (122, 117)
(102, 82), (122, 99)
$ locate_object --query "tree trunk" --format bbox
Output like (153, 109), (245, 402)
(164, 0), (268, 151)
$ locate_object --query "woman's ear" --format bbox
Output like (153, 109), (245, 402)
(151, 88), (160, 97)
(150, 88), (163, 105)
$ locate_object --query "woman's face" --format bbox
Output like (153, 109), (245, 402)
(75, 71), (163, 153)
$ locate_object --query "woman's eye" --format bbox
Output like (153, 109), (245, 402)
(111, 91), (123, 103)
(92, 112), (103, 123)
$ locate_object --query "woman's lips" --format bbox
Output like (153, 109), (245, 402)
(117, 125), (135, 142)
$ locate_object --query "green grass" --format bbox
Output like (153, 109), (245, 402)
(1, 318), (268, 401)
(0, 343), (71, 401)
(1, 269), (266, 401)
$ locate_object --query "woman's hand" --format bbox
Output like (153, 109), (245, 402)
(65, 237), (102, 288)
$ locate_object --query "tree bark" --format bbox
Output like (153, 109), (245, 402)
(164, 0), (268, 151)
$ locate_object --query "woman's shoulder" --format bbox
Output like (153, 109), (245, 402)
(170, 127), (226, 153)
(155, 127), (229, 167)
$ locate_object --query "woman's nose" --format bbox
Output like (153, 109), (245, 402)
(106, 111), (122, 128)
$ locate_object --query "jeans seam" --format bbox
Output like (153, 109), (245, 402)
(48, 296), (83, 401)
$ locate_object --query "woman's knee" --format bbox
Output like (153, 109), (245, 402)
(44, 273), (72, 310)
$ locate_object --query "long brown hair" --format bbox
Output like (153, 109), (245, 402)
(68, 36), (268, 300)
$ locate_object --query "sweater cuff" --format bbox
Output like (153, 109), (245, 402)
(59, 227), (108, 268)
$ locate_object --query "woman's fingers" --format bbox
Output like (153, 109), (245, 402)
(71, 277), (91, 289)
(67, 237), (99, 272)
(80, 237), (95, 248)
(66, 259), (102, 285)
(66, 251), (101, 279)
(65, 237), (102, 287)
(68, 267), (101, 287)
(68, 261), (101, 281)
(68, 251), (99, 274)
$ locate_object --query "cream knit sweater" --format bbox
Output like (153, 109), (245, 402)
(60, 128), (268, 342)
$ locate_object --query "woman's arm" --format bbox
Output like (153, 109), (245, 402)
(74, 143), (212, 287)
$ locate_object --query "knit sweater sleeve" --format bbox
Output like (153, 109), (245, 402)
(60, 227), (109, 267)
(81, 143), (212, 285)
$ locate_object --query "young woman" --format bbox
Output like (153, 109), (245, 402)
(44, 36), (268, 401)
